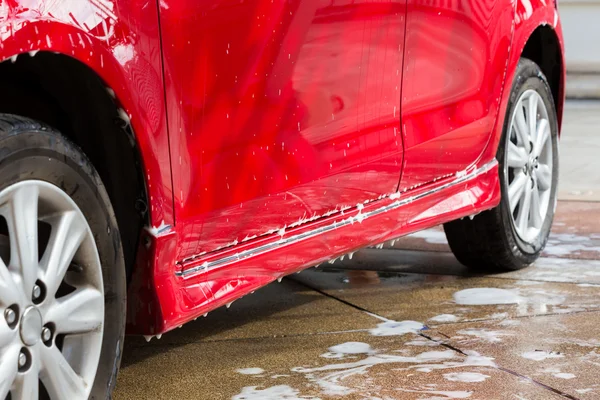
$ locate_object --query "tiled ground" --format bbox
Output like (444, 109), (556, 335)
(115, 102), (600, 399)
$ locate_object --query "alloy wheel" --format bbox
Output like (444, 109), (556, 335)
(505, 90), (554, 243)
(0, 181), (104, 399)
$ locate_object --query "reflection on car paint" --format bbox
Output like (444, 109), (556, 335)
(0, 0), (565, 337)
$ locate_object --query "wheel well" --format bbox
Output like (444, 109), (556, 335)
(0, 52), (148, 279)
(521, 25), (564, 128)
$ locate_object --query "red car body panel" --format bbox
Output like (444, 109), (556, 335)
(0, 0), (564, 336)
(399, 0), (515, 191)
(159, 1), (407, 259)
(128, 161), (501, 335)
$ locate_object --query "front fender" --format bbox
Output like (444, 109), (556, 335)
(479, 0), (565, 164)
(0, 0), (174, 229)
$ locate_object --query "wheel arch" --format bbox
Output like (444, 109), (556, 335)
(521, 25), (565, 131)
(0, 4), (175, 227)
(0, 51), (149, 279)
(0, 16), (176, 280)
(479, 4), (565, 165)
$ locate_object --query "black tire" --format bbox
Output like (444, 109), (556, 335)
(443, 58), (559, 271)
(0, 115), (125, 399)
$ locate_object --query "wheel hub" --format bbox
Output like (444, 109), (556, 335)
(526, 157), (539, 176)
(19, 306), (43, 346)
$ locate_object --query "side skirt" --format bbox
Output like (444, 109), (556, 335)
(127, 160), (501, 335)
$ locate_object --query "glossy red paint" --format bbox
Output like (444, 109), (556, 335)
(0, 0), (564, 336)
(159, 0), (407, 259)
(399, 0), (516, 191)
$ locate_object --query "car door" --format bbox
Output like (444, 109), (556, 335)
(399, 0), (514, 190)
(158, 0), (407, 260)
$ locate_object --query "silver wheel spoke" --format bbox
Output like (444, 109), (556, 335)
(0, 258), (20, 306)
(532, 118), (550, 158)
(536, 164), (552, 191)
(12, 359), (39, 400)
(40, 211), (87, 298)
(530, 183), (543, 229)
(514, 105), (530, 152)
(0, 318), (15, 348)
(527, 94), (538, 141)
(508, 173), (528, 212)
(5, 184), (40, 297)
(507, 141), (528, 168)
(47, 287), (104, 335)
(0, 344), (20, 399)
(516, 181), (532, 234)
(40, 345), (88, 399)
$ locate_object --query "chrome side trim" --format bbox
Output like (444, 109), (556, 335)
(176, 161), (497, 277)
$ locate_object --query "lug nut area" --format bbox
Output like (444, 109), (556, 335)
(4, 305), (19, 329)
(18, 348), (31, 372)
(32, 281), (46, 304)
(42, 325), (53, 345)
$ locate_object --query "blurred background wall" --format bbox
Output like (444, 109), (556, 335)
(561, 0), (600, 97)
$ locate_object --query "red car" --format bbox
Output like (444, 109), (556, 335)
(0, 0), (564, 398)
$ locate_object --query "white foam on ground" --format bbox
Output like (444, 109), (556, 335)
(456, 329), (512, 343)
(236, 368), (265, 375)
(521, 350), (564, 361)
(292, 350), (458, 396)
(369, 320), (425, 336)
(554, 373), (576, 379)
(294, 350), (458, 375)
(232, 385), (319, 400)
(291, 346), (496, 397)
(416, 351), (496, 374)
(397, 388), (472, 398)
(429, 314), (459, 323)
(443, 372), (490, 383)
(328, 342), (372, 355)
(321, 342), (373, 359)
(453, 288), (521, 305)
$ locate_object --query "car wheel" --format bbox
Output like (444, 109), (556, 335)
(443, 58), (559, 271)
(0, 115), (126, 399)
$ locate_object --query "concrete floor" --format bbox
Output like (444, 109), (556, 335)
(115, 101), (600, 400)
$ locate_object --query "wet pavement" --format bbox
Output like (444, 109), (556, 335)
(115, 101), (600, 399)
